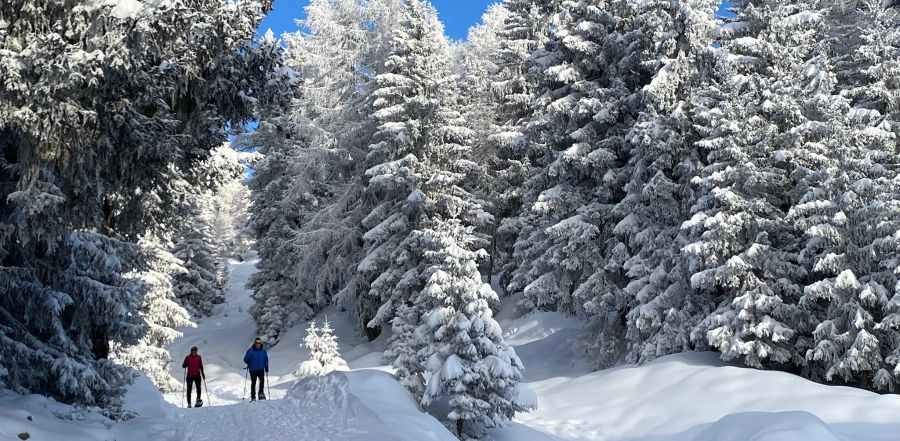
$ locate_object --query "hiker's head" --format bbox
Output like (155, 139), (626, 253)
(190, 346), (198, 354)
(254, 338), (263, 348)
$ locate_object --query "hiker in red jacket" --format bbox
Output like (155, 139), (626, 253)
(182, 346), (206, 407)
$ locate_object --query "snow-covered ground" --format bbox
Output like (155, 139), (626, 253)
(6, 256), (900, 441)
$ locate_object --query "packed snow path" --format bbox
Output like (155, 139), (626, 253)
(173, 370), (455, 441)
(163, 256), (455, 441)
(165, 255), (274, 406)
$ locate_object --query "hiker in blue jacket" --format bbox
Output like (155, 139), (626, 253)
(243, 337), (269, 400)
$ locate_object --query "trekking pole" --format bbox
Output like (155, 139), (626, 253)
(203, 376), (212, 407)
(181, 369), (186, 408)
(242, 368), (248, 401)
(266, 370), (271, 400)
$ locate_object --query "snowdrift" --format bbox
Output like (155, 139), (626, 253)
(0, 374), (178, 441)
(492, 306), (900, 441)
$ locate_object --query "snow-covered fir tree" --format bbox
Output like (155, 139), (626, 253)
(197, 145), (258, 264)
(245, 116), (312, 344)
(173, 212), (224, 317)
(416, 220), (532, 439)
(504, 0), (722, 369)
(0, 0), (285, 405)
(112, 234), (192, 392)
(282, 0), (383, 338)
(173, 144), (254, 317)
(790, 2), (900, 390)
(614, 0), (721, 364)
(682, 1), (900, 388)
(507, 0), (643, 319)
(247, 0), (399, 343)
(479, 0), (557, 283)
(295, 319), (349, 379)
(201, 178), (255, 262)
(683, 0), (822, 370)
(385, 304), (427, 394)
(351, 0), (486, 334)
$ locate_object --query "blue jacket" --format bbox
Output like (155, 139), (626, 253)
(244, 347), (269, 372)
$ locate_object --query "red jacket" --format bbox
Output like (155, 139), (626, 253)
(182, 354), (204, 376)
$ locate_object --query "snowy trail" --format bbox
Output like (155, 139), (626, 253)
(174, 395), (347, 441)
(166, 254), (383, 407)
(165, 255), (265, 405)
(161, 256), (456, 441)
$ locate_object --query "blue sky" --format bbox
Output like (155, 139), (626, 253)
(258, 0), (494, 41)
(259, 1), (734, 41)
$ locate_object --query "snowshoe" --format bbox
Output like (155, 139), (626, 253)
(194, 399), (203, 408)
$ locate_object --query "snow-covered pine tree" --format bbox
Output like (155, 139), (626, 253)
(385, 304), (426, 394)
(351, 0), (478, 334)
(454, 6), (507, 282)
(247, 0), (399, 343)
(295, 319), (349, 379)
(508, 0), (620, 316)
(850, 1), (900, 392)
(639, 0), (900, 389)
(173, 144), (254, 317)
(0, 0), (284, 405)
(509, 0), (716, 368)
(613, 0), (721, 364)
(685, 0), (846, 370)
(348, 5), (532, 434)
(480, 0), (557, 284)
(318, 319), (349, 374)
(416, 220), (531, 439)
(112, 234), (193, 392)
(791, 2), (900, 390)
(196, 144), (258, 264)
(296, 321), (323, 378)
(285, 0), (382, 336)
(246, 116), (313, 344)
(201, 178), (255, 263)
(173, 212), (224, 317)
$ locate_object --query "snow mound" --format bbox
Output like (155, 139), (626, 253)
(286, 370), (353, 407)
(489, 309), (900, 441)
(348, 369), (458, 441)
(693, 411), (842, 441)
(0, 373), (179, 441)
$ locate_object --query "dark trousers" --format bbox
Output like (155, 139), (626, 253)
(250, 370), (265, 398)
(186, 374), (202, 402)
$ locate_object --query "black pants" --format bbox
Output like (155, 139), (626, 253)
(250, 370), (265, 398)
(186, 374), (202, 403)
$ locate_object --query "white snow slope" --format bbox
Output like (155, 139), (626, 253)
(5, 256), (900, 441)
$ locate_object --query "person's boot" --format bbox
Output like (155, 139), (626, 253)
(250, 394), (256, 402)
(259, 391), (266, 400)
(187, 395), (192, 408)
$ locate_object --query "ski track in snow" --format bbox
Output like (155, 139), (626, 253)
(176, 399), (347, 441)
